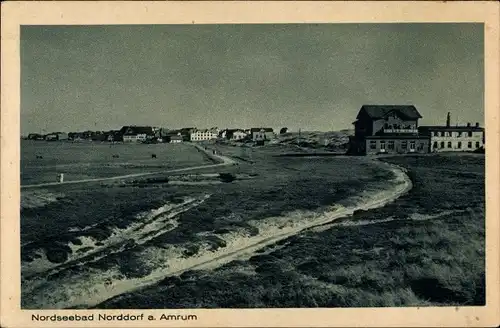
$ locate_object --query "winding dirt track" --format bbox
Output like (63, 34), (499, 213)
(21, 144), (235, 189)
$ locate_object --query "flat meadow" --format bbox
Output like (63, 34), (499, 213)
(21, 141), (214, 185)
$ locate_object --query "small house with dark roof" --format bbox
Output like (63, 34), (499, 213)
(169, 135), (183, 143)
(250, 128), (275, 142)
(418, 112), (484, 152)
(44, 132), (69, 141)
(27, 133), (44, 140)
(349, 105), (429, 155)
(220, 129), (249, 141)
(120, 126), (155, 143)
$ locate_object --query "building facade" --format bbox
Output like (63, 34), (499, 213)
(419, 114), (484, 152)
(44, 132), (68, 141)
(27, 133), (44, 140)
(190, 129), (219, 141)
(250, 128), (275, 141)
(120, 126), (155, 143)
(45, 133), (58, 141)
(170, 135), (183, 143)
(232, 130), (248, 140)
(220, 129), (248, 141)
(349, 105), (429, 155)
(364, 136), (429, 155)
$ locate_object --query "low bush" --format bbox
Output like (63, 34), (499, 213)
(182, 243), (200, 257)
(45, 245), (72, 263)
(206, 235), (227, 251)
(158, 275), (182, 286)
(219, 173), (236, 183)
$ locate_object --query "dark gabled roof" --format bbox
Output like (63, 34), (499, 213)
(418, 125), (484, 132)
(250, 127), (274, 133)
(120, 126), (154, 136)
(357, 105), (422, 120)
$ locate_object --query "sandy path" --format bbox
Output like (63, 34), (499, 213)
(21, 143), (235, 189)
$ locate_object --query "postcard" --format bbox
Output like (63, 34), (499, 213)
(1, 1), (499, 327)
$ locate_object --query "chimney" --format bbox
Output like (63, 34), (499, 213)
(467, 122), (471, 127)
(475, 122), (480, 128)
(446, 112), (451, 127)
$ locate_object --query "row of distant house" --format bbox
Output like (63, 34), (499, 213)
(184, 127), (276, 143)
(26, 126), (277, 144)
(348, 105), (485, 155)
(27, 132), (70, 141)
(26, 105), (483, 154)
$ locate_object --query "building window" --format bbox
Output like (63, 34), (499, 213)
(468, 141), (472, 148)
(447, 142), (452, 148)
(401, 141), (407, 149)
(433, 141), (438, 149)
(440, 141), (445, 149)
(476, 142), (480, 148)
(370, 141), (376, 149)
(457, 132), (462, 137)
(468, 131), (473, 137)
(388, 141), (395, 149)
(380, 141), (386, 150)
(418, 143), (424, 150)
(458, 142), (462, 149)
(410, 141), (416, 149)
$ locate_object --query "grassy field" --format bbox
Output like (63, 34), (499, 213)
(21, 141), (214, 184)
(95, 153), (485, 309)
(21, 142), (403, 309)
(20, 140), (484, 309)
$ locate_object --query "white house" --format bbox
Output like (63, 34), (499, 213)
(419, 114), (484, 152)
(220, 129), (248, 141)
(232, 130), (248, 140)
(190, 128), (219, 142)
(123, 134), (148, 142)
(121, 126), (155, 143)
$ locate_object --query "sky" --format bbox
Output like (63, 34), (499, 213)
(20, 23), (484, 134)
